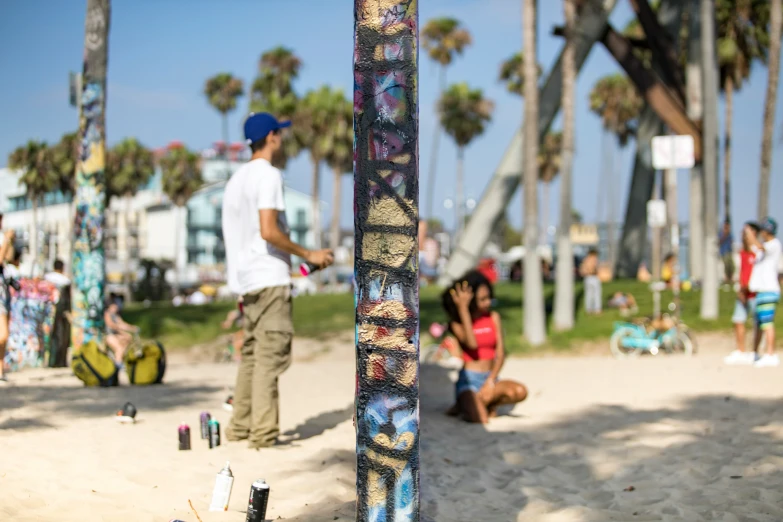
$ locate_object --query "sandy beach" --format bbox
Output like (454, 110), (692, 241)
(2, 334), (783, 522)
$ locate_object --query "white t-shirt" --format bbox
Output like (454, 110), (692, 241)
(44, 271), (71, 287)
(749, 238), (782, 294)
(222, 158), (291, 295)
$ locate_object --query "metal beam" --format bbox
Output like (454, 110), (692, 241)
(439, 0), (618, 286)
(600, 25), (702, 160)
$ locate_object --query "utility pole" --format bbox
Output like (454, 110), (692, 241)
(72, 0), (110, 348)
(699, 0), (720, 319)
(353, 1), (420, 520)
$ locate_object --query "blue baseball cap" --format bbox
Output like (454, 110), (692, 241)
(243, 112), (291, 145)
(758, 216), (778, 235)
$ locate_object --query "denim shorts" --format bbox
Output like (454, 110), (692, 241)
(731, 297), (756, 324)
(455, 368), (492, 399)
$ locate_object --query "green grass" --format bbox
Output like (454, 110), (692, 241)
(123, 281), (745, 354)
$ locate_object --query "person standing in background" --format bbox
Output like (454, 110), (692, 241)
(719, 220), (735, 285)
(725, 223), (760, 365)
(580, 249), (601, 315)
(0, 215), (15, 383)
(748, 217), (781, 368)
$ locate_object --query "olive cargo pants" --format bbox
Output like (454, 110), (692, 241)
(227, 285), (292, 448)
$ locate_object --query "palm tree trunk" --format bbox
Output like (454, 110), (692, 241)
(425, 66), (447, 223)
(456, 146), (465, 239)
(687, 0), (704, 283)
(554, 0), (576, 332)
(222, 113), (231, 178)
(607, 140), (617, 269)
(758, 0), (782, 220)
(722, 75), (733, 222)
(31, 196), (39, 276)
(311, 157), (322, 250)
(523, 0), (546, 346)
(329, 167), (342, 287)
(541, 182), (549, 246)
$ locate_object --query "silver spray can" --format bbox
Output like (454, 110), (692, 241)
(208, 461), (234, 512)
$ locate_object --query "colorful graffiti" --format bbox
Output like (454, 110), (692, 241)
(354, 1), (419, 520)
(72, 0), (110, 349)
(3, 279), (59, 372)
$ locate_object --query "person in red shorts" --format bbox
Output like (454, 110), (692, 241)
(725, 223), (760, 365)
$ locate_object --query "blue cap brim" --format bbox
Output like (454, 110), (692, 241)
(278, 120), (292, 129)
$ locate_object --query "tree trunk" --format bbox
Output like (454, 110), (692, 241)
(456, 147), (465, 240)
(554, 0), (576, 331)
(328, 167), (342, 287)
(722, 75), (733, 223)
(758, 0), (782, 220)
(541, 182), (550, 246)
(222, 113), (231, 178)
(311, 157), (321, 250)
(124, 194), (133, 300)
(606, 138), (617, 268)
(72, 0), (109, 348)
(700, 0), (720, 320)
(523, 0), (546, 346)
(687, 0), (704, 283)
(31, 197), (39, 277)
(173, 204), (182, 295)
(425, 66), (447, 222)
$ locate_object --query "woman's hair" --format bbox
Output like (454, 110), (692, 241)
(441, 269), (494, 323)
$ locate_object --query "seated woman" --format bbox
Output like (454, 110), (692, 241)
(608, 291), (638, 317)
(104, 300), (139, 364)
(442, 270), (528, 424)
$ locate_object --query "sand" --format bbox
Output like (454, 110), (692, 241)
(2, 333), (783, 522)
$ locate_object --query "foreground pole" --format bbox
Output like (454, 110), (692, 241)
(354, 1), (419, 521)
(72, 0), (110, 348)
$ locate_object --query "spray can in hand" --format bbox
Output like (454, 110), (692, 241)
(299, 262), (321, 277)
(245, 479), (270, 522)
(209, 461), (234, 512)
(178, 422), (191, 450)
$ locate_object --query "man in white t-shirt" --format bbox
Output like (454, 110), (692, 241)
(222, 112), (333, 448)
(748, 217), (781, 368)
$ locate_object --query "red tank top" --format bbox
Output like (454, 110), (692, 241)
(461, 314), (497, 362)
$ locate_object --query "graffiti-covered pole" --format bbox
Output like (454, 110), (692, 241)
(72, 0), (110, 348)
(354, 1), (419, 521)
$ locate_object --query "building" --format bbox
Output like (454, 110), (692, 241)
(0, 149), (320, 288)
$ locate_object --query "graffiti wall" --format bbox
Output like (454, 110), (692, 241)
(72, 0), (110, 348)
(353, 1), (419, 520)
(3, 279), (58, 372)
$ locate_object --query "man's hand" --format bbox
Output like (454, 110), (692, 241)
(306, 249), (335, 269)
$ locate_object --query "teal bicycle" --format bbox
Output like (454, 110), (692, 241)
(609, 315), (695, 358)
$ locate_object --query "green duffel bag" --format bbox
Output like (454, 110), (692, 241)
(124, 340), (166, 385)
(71, 341), (119, 387)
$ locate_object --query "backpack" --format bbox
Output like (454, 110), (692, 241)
(124, 341), (166, 385)
(71, 341), (119, 387)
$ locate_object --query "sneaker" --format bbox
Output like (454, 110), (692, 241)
(724, 350), (757, 365)
(754, 354), (780, 368)
(223, 395), (234, 412)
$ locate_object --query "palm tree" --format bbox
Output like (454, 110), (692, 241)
(499, 51), (542, 96)
(538, 131), (563, 246)
(106, 138), (155, 285)
(8, 141), (57, 270)
(204, 73), (244, 150)
(438, 83), (494, 239)
(49, 132), (79, 273)
(758, 0), (781, 219)
(589, 73), (643, 266)
(716, 0), (770, 222)
(160, 144), (202, 292)
(250, 47), (303, 170)
(297, 86), (347, 251)
(421, 18), (472, 223)
(324, 94), (354, 287)
(522, 0), (546, 346)
(554, 0), (577, 332)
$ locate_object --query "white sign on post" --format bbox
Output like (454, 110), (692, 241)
(647, 200), (667, 228)
(651, 135), (695, 170)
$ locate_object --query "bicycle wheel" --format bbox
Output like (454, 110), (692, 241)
(609, 328), (642, 359)
(670, 329), (695, 356)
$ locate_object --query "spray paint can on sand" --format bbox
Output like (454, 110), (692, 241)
(209, 461), (234, 512)
(178, 423), (191, 450)
(208, 418), (221, 448)
(245, 479), (270, 522)
(199, 412), (211, 439)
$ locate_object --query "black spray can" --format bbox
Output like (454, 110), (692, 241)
(208, 418), (221, 448)
(199, 411), (211, 439)
(178, 422), (191, 450)
(245, 479), (270, 522)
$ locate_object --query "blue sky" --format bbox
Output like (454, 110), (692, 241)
(1, 0), (781, 235)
